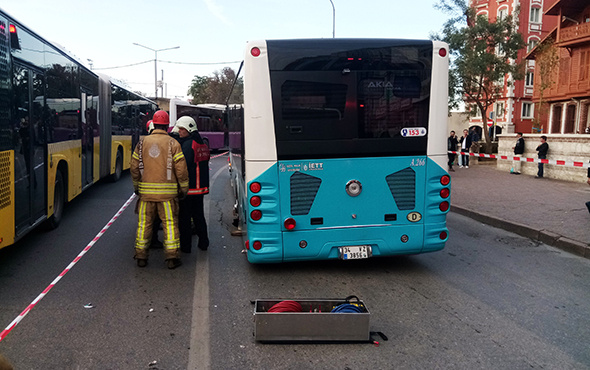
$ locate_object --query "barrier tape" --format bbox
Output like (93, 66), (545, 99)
(0, 193), (137, 342)
(210, 151), (228, 160)
(448, 151), (590, 169)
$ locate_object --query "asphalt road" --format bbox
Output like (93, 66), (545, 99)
(1, 155), (589, 369)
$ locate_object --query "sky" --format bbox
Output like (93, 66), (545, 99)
(2, 0), (448, 101)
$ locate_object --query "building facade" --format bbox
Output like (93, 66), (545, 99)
(528, 0), (590, 134)
(468, 0), (558, 135)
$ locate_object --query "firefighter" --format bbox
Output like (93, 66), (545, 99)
(173, 116), (210, 253)
(130, 110), (189, 269)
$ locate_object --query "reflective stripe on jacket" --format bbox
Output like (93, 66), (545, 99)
(130, 129), (189, 201)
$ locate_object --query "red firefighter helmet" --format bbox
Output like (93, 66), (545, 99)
(152, 110), (169, 125)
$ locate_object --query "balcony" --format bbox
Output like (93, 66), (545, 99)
(559, 22), (590, 46)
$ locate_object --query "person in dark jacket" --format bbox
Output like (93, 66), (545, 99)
(535, 135), (549, 178)
(459, 129), (472, 168)
(447, 131), (458, 172)
(586, 163), (590, 213)
(173, 116), (210, 253)
(511, 132), (525, 174)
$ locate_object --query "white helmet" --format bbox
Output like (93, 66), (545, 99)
(146, 120), (155, 134)
(175, 116), (198, 133)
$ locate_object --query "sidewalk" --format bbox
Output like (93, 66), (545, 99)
(449, 162), (590, 259)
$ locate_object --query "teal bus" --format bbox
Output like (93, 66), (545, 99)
(229, 39), (450, 263)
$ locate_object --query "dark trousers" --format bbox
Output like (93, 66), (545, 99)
(179, 194), (209, 252)
(537, 156), (546, 177)
(461, 149), (469, 166)
(448, 153), (456, 168)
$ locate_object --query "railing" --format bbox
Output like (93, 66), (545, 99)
(560, 22), (590, 44)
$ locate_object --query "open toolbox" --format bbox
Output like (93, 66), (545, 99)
(253, 296), (371, 342)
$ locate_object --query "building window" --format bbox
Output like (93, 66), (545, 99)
(530, 7), (541, 23)
(497, 7), (508, 21)
(522, 102), (534, 118)
(581, 51), (590, 81)
(470, 104), (481, 118)
(525, 71), (534, 86)
(495, 102), (505, 119)
(527, 39), (539, 52)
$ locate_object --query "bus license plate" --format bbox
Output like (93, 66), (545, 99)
(339, 246), (372, 260)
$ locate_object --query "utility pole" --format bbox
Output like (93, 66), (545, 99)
(133, 43), (179, 99)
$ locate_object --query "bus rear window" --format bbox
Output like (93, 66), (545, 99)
(281, 80), (347, 121)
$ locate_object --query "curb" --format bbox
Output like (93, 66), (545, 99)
(450, 205), (590, 260)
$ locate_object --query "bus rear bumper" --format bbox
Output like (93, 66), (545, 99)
(246, 222), (448, 263)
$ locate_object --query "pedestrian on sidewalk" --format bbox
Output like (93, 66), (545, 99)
(535, 135), (548, 178)
(459, 129), (472, 168)
(511, 132), (525, 174)
(586, 163), (590, 213)
(447, 130), (458, 172)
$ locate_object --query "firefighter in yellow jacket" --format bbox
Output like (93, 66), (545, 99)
(130, 110), (189, 269)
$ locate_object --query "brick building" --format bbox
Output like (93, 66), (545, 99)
(468, 0), (558, 135)
(527, 0), (590, 134)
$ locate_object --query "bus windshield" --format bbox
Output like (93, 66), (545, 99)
(268, 39), (432, 160)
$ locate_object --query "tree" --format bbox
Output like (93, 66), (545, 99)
(432, 0), (525, 152)
(187, 67), (243, 105)
(531, 37), (559, 133)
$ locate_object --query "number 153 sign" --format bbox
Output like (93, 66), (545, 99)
(401, 127), (427, 137)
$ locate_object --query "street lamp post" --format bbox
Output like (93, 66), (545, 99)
(133, 43), (180, 99)
(328, 0), (335, 38)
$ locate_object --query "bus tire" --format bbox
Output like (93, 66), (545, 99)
(110, 149), (123, 182)
(46, 170), (65, 230)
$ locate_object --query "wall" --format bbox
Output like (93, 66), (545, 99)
(497, 133), (590, 182)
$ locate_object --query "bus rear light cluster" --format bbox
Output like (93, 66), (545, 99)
(440, 175), (450, 186)
(253, 241), (262, 250)
(284, 218), (296, 230)
(439, 201), (449, 212)
(440, 231), (448, 240)
(250, 196), (261, 207)
(251, 210), (262, 221)
(440, 188), (450, 198)
(250, 182), (261, 193)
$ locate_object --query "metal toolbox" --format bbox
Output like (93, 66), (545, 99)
(253, 297), (370, 342)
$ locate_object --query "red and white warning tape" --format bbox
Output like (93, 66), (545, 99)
(0, 193), (137, 342)
(211, 151), (229, 160)
(448, 151), (590, 169)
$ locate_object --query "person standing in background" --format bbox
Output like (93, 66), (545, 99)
(511, 132), (525, 175)
(535, 135), (549, 178)
(459, 129), (472, 168)
(447, 131), (458, 172)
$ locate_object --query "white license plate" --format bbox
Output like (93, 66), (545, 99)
(339, 245), (372, 260)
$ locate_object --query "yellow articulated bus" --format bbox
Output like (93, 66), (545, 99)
(0, 8), (157, 249)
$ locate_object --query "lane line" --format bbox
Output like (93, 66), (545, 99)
(187, 162), (227, 370)
(0, 193), (137, 342)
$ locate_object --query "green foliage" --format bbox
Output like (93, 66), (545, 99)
(432, 0), (525, 147)
(532, 37), (559, 132)
(187, 67), (243, 105)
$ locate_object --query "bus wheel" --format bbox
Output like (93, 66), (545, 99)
(46, 170), (65, 230)
(110, 150), (123, 182)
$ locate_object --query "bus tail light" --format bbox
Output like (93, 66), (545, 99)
(250, 182), (261, 193)
(439, 48), (447, 57)
(251, 47), (261, 57)
(250, 196), (261, 207)
(245, 240), (250, 250)
(251, 210), (262, 221)
(253, 241), (262, 250)
(440, 175), (450, 186)
(284, 218), (296, 230)
(439, 201), (449, 212)
(440, 188), (450, 198)
(440, 231), (448, 240)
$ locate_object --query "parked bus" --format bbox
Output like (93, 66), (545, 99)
(169, 99), (227, 150)
(0, 8), (157, 249)
(229, 39), (450, 263)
